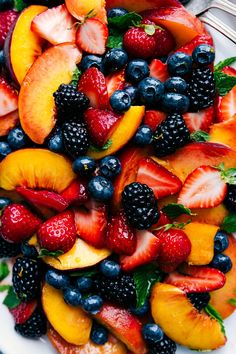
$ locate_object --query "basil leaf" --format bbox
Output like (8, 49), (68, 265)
(108, 12), (142, 30)
(107, 34), (123, 48)
(214, 71), (236, 96)
(0, 285), (11, 292)
(162, 203), (195, 219)
(221, 214), (236, 233)
(14, 0), (27, 11)
(38, 249), (64, 260)
(191, 130), (210, 142)
(71, 67), (82, 87)
(214, 56), (236, 71)
(0, 262), (9, 281)
(3, 286), (21, 309)
(205, 304), (225, 335)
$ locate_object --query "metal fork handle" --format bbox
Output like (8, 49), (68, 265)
(211, 0), (236, 17)
(200, 12), (236, 42)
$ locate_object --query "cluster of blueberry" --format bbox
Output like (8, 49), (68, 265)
(211, 230), (232, 274)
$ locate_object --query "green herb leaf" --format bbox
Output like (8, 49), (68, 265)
(38, 249), (64, 261)
(133, 264), (163, 308)
(162, 203), (196, 219)
(0, 262), (9, 282)
(107, 34), (123, 48)
(228, 298), (236, 306)
(214, 56), (236, 71)
(90, 139), (112, 152)
(144, 25), (156, 36)
(108, 12), (142, 30)
(0, 285), (11, 292)
(70, 269), (99, 277)
(190, 130), (210, 142)
(14, 0), (27, 11)
(204, 304), (225, 335)
(71, 67), (82, 87)
(221, 168), (236, 185)
(3, 286), (21, 309)
(214, 71), (236, 96)
(153, 220), (191, 232)
(221, 214), (236, 233)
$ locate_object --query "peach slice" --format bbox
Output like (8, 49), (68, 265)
(105, 0), (182, 12)
(88, 106), (145, 160)
(4, 5), (47, 85)
(19, 43), (82, 144)
(151, 283), (226, 350)
(42, 283), (92, 345)
(0, 110), (19, 137)
(209, 118), (236, 151)
(65, 0), (105, 21)
(0, 149), (76, 192)
(43, 238), (111, 270)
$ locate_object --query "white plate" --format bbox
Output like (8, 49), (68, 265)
(1, 3), (236, 354)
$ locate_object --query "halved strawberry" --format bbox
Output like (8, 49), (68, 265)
(31, 5), (76, 45)
(74, 200), (107, 248)
(149, 59), (169, 82)
(78, 67), (109, 109)
(216, 66), (236, 122)
(60, 179), (88, 206)
(9, 300), (37, 324)
(120, 230), (161, 272)
(143, 110), (166, 131)
(165, 264), (226, 293)
(0, 9), (18, 49)
(0, 75), (18, 117)
(183, 106), (214, 133)
(136, 157), (182, 199)
(178, 165), (227, 209)
(84, 107), (121, 147)
(175, 33), (214, 56)
(106, 69), (125, 97)
(76, 18), (108, 55)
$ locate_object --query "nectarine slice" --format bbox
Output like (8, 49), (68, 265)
(151, 283), (226, 350)
(209, 118), (236, 151)
(65, 0), (104, 20)
(19, 43), (82, 144)
(42, 283), (92, 345)
(0, 110), (19, 137)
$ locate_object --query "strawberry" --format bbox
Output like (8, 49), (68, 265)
(150, 210), (171, 230)
(0, 10), (18, 49)
(78, 67), (109, 109)
(154, 228), (191, 272)
(1, 204), (42, 244)
(106, 210), (137, 255)
(76, 18), (108, 55)
(183, 106), (214, 133)
(0, 75), (18, 117)
(106, 69), (125, 97)
(165, 264), (226, 293)
(136, 157), (182, 199)
(216, 66), (236, 122)
(37, 210), (77, 253)
(9, 300), (37, 324)
(143, 110), (166, 131)
(84, 107), (121, 147)
(149, 59), (169, 82)
(74, 200), (107, 248)
(178, 165), (227, 209)
(16, 186), (69, 212)
(31, 5), (76, 45)
(60, 179), (88, 206)
(120, 230), (161, 272)
(123, 27), (156, 59)
(175, 33), (214, 56)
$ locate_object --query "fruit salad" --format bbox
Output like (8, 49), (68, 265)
(0, 0), (236, 353)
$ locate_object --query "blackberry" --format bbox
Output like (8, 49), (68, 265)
(122, 182), (159, 229)
(15, 308), (47, 338)
(152, 113), (190, 157)
(12, 257), (41, 301)
(187, 292), (210, 311)
(0, 235), (21, 258)
(148, 335), (177, 354)
(187, 67), (215, 111)
(224, 185), (236, 211)
(62, 121), (90, 159)
(93, 273), (136, 308)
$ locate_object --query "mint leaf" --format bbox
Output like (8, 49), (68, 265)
(71, 67), (82, 87)
(107, 34), (123, 48)
(90, 139), (112, 152)
(133, 264), (163, 308)
(228, 298), (236, 306)
(38, 249), (64, 260)
(162, 203), (195, 219)
(221, 214), (236, 233)
(0, 262), (9, 281)
(70, 269), (98, 277)
(205, 304), (225, 335)
(108, 12), (142, 30)
(191, 130), (210, 142)
(153, 220), (191, 232)
(0, 285), (11, 292)
(214, 71), (236, 96)
(221, 168), (236, 185)
(214, 57), (236, 71)
(3, 286), (20, 309)
(14, 0), (27, 11)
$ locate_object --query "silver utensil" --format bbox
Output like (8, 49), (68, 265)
(200, 11), (236, 42)
(186, 0), (236, 17)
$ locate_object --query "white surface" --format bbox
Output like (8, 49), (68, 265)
(1, 4), (236, 354)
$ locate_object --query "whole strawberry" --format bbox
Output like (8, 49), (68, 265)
(0, 10), (18, 48)
(1, 203), (42, 243)
(37, 210), (77, 253)
(123, 27), (156, 59)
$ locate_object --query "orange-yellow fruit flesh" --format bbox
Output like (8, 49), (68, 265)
(0, 110), (19, 137)
(65, 0), (104, 20)
(209, 119), (236, 151)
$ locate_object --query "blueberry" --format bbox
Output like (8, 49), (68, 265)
(0, 197), (11, 210)
(7, 127), (28, 150)
(90, 323), (108, 345)
(73, 156), (96, 176)
(21, 242), (38, 259)
(64, 287), (82, 306)
(210, 253), (232, 273)
(0, 50), (5, 66)
(99, 156), (121, 178)
(82, 295), (103, 314)
(46, 269), (70, 290)
(107, 7), (129, 18)
(167, 52), (192, 76)
(130, 300), (149, 316)
(192, 44), (215, 66)
(134, 125), (153, 146)
(161, 92), (190, 113)
(125, 59), (150, 84)
(88, 176), (114, 202)
(110, 90), (131, 112)
(0, 0), (13, 10)
(75, 277), (93, 293)
(164, 77), (188, 93)
(99, 260), (121, 278)
(142, 323), (164, 344)
(214, 230), (229, 254)
(138, 77), (164, 106)
(0, 141), (12, 160)
(124, 85), (138, 104)
(81, 55), (104, 72)
(103, 49), (128, 73)
(47, 127), (64, 153)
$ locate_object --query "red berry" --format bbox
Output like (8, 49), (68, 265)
(60, 179), (88, 206)
(10, 300), (37, 325)
(123, 27), (156, 59)
(153, 27), (175, 57)
(0, 10), (18, 49)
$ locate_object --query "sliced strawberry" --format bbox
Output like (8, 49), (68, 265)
(0, 75), (18, 117)
(60, 179), (88, 206)
(84, 108), (121, 147)
(175, 33), (214, 56)
(0, 10), (18, 49)
(76, 18), (108, 55)
(78, 67), (109, 109)
(9, 300), (37, 324)
(143, 110), (166, 131)
(106, 210), (136, 255)
(16, 186), (69, 212)
(178, 165), (227, 209)
(106, 69), (125, 97)
(216, 66), (236, 122)
(31, 5), (76, 45)
(183, 106), (214, 133)
(165, 264), (226, 293)
(149, 59), (169, 82)
(136, 157), (182, 199)
(120, 230), (160, 272)
(74, 200), (107, 248)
